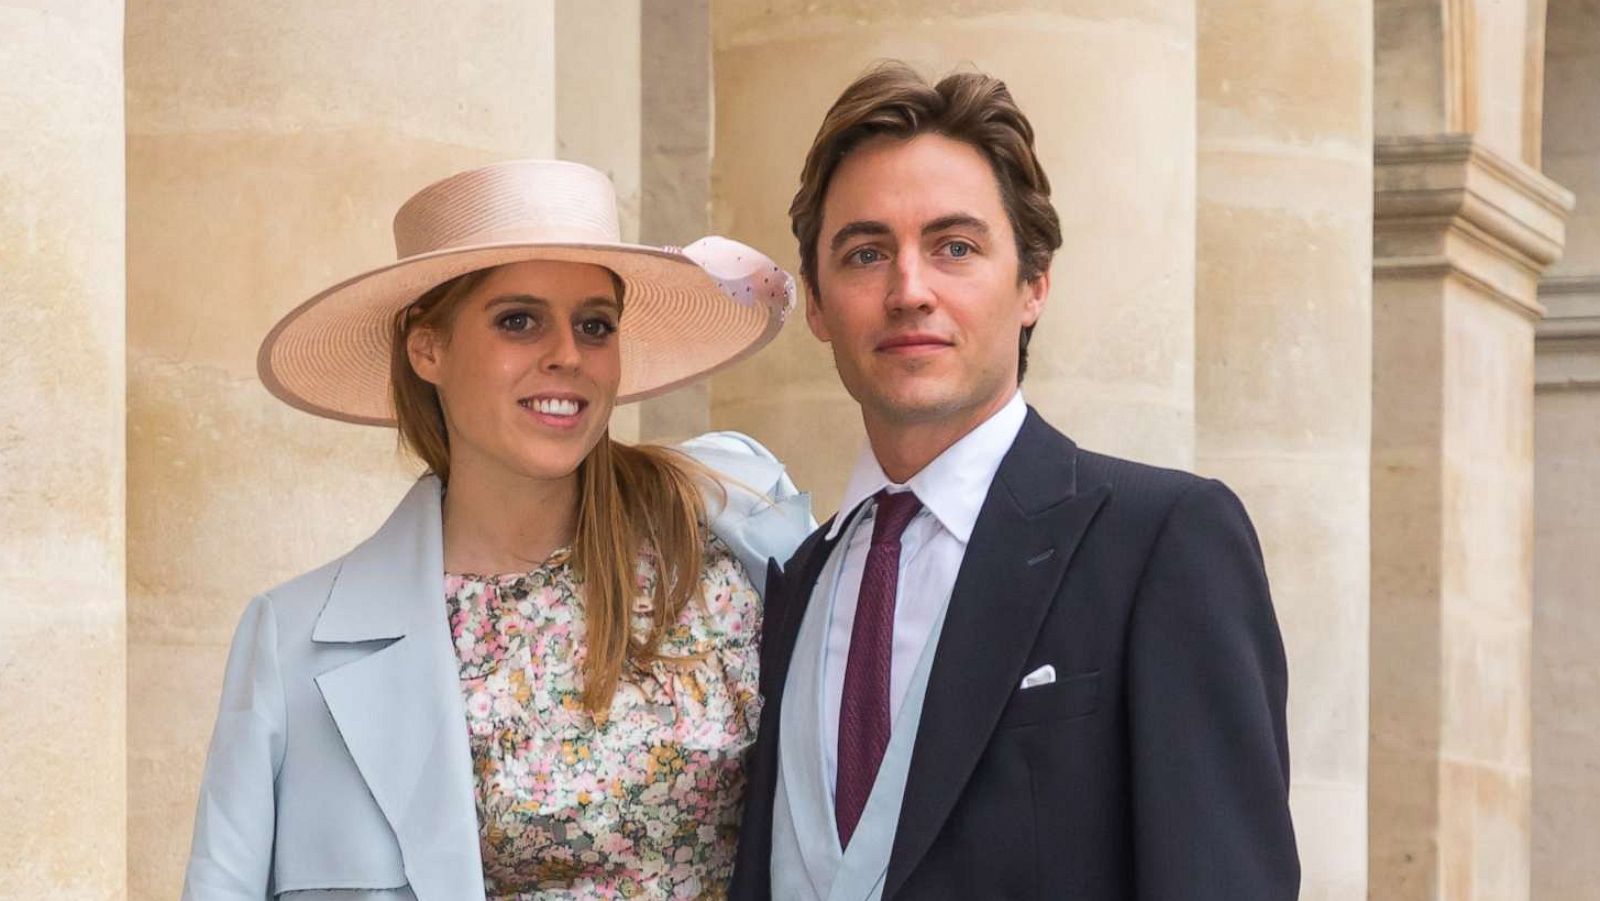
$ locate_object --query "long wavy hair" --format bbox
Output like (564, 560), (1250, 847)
(389, 268), (709, 716)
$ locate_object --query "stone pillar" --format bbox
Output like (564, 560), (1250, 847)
(1371, 3), (1575, 896)
(1532, 0), (1600, 895)
(1371, 9), (1574, 884)
(556, 0), (646, 443)
(637, 0), (713, 443)
(124, 3), (559, 896)
(709, 1), (1197, 511)
(1195, 0), (1373, 896)
(0, 3), (127, 896)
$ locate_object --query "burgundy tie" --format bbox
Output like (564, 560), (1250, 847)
(836, 489), (923, 849)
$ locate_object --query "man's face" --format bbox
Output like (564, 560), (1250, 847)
(808, 132), (1048, 431)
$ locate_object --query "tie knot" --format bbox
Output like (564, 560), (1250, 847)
(871, 489), (922, 544)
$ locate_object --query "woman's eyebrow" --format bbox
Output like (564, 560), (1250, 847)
(484, 294), (550, 310)
(577, 296), (622, 313)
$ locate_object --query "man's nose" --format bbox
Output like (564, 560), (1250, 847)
(887, 254), (937, 313)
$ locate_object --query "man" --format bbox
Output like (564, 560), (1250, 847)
(732, 63), (1299, 900)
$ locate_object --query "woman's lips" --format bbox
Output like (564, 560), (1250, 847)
(518, 395), (588, 429)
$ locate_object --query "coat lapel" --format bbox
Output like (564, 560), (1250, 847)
(312, 477), (486, 901)
(884, 412), (1109, 898)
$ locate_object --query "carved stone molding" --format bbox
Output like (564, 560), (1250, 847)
(1375, 133), (1575, 319)
(1536, 274), (1600, 391)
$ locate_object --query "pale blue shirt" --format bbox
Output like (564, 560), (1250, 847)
(819, 390), (1027, 795)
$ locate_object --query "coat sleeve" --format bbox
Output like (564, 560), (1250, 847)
(674, 430), (815, 589)
(1126, 479), (1300, 899)
(181, 594), (287, 900)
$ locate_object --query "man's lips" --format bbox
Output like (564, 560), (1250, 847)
(876, 333), (953, 353)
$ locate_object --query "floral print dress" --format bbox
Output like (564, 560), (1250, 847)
(444, 533), (762, 900)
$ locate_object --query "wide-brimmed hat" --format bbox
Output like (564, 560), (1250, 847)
(258, 159), (794, 425)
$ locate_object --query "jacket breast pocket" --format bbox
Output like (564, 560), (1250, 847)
(995, 670), (1100, 729)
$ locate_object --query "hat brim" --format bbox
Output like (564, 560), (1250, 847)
(258, 241), (788, 426)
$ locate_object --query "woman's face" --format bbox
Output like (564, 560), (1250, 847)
(407, 260), (622, 484)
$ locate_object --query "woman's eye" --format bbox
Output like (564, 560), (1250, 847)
(497, 311), (535, 332)
(578, 317), (617, 339)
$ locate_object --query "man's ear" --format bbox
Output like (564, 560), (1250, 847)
(1020, 269), (1050, 328)
(804, 281), (832, 342)
(406, 326), (444, 385)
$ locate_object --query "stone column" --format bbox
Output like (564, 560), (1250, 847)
(1371, 2), (1573, 891)
(1532, 0), (1600, 895)
(124, 3), (559, 896)
(637, 0), (713, 443)
(556, 0), (645, 443)
(0, 3), (127, 896)
(709, 1), (1197, 511)
(1195, 0), (1374, 896)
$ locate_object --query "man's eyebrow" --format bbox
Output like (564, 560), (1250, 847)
(923, 214), (990, 237)
(828, 220), (892, 252)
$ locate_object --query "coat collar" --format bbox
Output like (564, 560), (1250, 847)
(884, 409), (1110, 898)
(312, 476), (441, 642)
(311, 476), (487, 901)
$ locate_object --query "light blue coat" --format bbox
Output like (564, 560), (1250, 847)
(181, 434), (812, 900)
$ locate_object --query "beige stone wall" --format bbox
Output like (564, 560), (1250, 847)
(1533, 0), (1600, 896)
(1532, 385), (1600, 900)
(1195, 1), (1374, 896)
(638, 0), (714, 442)
(123, 2), (565, 896)
(0, 3), (127, 896)
(708, 0), (1198, 512)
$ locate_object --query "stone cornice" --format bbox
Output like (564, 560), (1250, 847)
(1536, 275), (1600, 391)
(1375, 134), (1575, 319)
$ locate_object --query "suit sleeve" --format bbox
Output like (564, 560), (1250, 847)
(1126, 479), (1300, 899)
(181, 594), (287, 900)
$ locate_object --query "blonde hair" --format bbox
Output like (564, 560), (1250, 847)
(391, 269), (710, 715)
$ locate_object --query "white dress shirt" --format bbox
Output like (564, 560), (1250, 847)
(820, 390), (1027, 795)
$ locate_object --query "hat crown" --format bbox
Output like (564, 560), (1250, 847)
(392, 159), (622, 258)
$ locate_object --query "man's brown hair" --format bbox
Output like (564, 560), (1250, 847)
(790, 61), (1063, 380)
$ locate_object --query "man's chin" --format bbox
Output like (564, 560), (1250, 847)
(862, 389), (968, 426)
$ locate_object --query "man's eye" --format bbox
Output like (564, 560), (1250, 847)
(848, 247), (884, 265)
(945, 240), (974, 258)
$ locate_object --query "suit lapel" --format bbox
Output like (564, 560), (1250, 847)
(312, 478), (485, 901)
(763, 518), (842, 704)
(884, 412), (1109, 898)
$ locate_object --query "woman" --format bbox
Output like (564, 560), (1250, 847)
(183, 160), (810, 900)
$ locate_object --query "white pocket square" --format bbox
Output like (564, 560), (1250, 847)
(1020, 664), (1057, 690)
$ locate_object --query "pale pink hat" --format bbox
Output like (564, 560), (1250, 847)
(258, 159), (795, 425)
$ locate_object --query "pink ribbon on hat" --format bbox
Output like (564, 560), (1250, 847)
(673, 236), (797, 319)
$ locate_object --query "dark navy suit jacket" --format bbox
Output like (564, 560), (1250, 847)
(731, 408), (1300, 900)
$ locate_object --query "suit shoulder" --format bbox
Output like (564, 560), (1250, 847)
(1077, 448), (1205, 496)
(1074, 449), (1245, 530)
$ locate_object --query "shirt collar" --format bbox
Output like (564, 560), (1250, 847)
(827, 390), (1028, 544)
